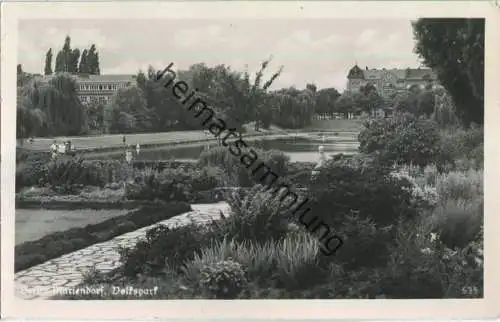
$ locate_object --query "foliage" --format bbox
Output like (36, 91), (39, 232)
(392, 89), (435, 117)
(269, 87), (316, 129)
(198, 146), (289, 187)
(412, 18), (484, 126)
(314, 87), (341, 115)
(309, 156), (418, 227)
(437, 125), (483, 169)
(119, 223), (216, 277)
(15, 160), (48, 192)
(44, 48), (53, 76)
(126, 166), (224, 202)
(104, 85), (151, 134)
(382, 221), (483, 298)
(221, 184), (291, 244)
(44, 156), (106, 193)
(17, 73), (86, 137)
(182, 231), (329, 294)
(14, 202), (190, 272)
(198, 260), (248, 299)
(52, 36), (100, 75)
(358, 113), (441, 167)
(435, 168), (483, 202)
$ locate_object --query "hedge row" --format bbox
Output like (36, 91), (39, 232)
(15, 201), (191, 272)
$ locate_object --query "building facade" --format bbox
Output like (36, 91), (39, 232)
(346, 64), (438, 98)
(42, 74), (136, 106)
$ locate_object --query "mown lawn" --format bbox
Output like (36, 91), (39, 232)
(15, 208), (131, 245)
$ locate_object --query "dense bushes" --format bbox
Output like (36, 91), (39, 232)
(358, 113), (441, 167)
(15, 154), (200, 192)
(198, 146), (289, 187)
(308, 156), (424, 269)
(310, 156), (419, 227)
(437, 125), (483, 169)
(119, 223), (218, 277)
(126, 166), (225, 202)
(15, 202), (190, 272)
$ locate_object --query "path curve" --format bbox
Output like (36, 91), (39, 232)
(15, 202), (230, 300)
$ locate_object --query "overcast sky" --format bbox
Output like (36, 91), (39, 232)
(18, 19), (423, 91)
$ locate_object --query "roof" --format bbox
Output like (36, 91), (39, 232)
(348, 65), (437, 81)
(40, 74), (136, 83)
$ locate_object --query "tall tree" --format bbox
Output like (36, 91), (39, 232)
(412, 18), (484, 126)
(54, 36), (73, 73)
(54, 51), (64, 73)
(44, 48), (53, 75)
(78, 49), (88, 74)
(315, 87), (341, 114)
(86, 44), (100, 75)
(105, 85), (149, 133)
(70, 48), (80, 73)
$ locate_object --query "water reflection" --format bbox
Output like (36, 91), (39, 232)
(88, 133), (359, 163)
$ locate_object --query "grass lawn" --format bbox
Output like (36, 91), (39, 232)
(18, 126), (288, 153)
(15, 208), (131, 245)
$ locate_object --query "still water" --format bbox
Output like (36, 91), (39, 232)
(88, 132), (359, 163)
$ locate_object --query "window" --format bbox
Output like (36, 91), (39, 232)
(99, 85), (103, 90)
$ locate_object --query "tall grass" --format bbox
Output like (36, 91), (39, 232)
(181, 231), (328, 291)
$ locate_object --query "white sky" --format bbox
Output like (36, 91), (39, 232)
(18, 19), (423, 91)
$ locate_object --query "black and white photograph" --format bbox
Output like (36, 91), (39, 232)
(1, 0), (499, 320)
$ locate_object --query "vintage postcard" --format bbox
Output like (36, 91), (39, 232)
(1, 0), (499, 320)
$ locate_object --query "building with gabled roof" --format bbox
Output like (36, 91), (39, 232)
(346, 64), (439, 98)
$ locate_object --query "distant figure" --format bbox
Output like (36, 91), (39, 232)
(122, 135), (126, 146)
(28, 137), (34, 144)
(136, 143), (140, 156)
(58, 142), (66, 154)
(50, 140), (58, 159)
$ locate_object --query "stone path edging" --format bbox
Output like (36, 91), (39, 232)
(14, 202), (230, 300)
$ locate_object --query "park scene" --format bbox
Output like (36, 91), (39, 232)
(15, 18), (483, 299)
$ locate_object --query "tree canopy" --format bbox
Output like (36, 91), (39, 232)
(412, 18), (484, 126)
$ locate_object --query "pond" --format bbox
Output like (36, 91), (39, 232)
(87, 132), (360, 163)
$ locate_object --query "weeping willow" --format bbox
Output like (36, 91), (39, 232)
(17, 74), (86, 138)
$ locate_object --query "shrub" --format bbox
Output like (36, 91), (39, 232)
(382, 221), (483, 298)
(15, 160), (47, 191)
(330, 212), (394, 270)
(437, 125), (483, 169)
(222, 184), (291, 244)
(358, 113), (441, 167)
(119, 222), (223, 277)
(435, 169), (483, 203)
(310, 157), (418, 227)
(126, 167), (224, 202)
(15, 202), (190, 272)
(198, 260), (248, 299)
(44, 156), (106, 192)
(425, 199), (483, 248)
(198, 146), (289, 187)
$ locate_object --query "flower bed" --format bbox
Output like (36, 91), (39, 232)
(57, 153), (483, 299)
(15, 201), (191, 272)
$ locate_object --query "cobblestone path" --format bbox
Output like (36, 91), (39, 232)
(15, 202), (230, 300)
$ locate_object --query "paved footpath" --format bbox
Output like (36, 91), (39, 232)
(15, 202), (231, 300)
